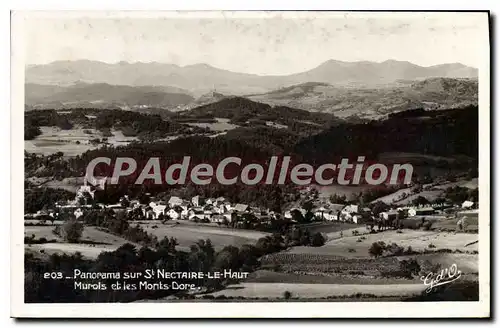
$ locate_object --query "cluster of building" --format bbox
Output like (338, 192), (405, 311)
(26, 181), (478, 228)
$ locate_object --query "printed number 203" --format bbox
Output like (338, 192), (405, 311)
(44, 272), (63, 279)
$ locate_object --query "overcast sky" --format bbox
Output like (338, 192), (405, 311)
(22, 11), (488, 75)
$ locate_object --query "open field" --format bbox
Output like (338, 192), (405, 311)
(25, 126), (138, 156)
(26, 243), (120, 259)
(206, 282), (426, 299)
(394, 190), (444, 205)
(184, 118), (239, 132)
(372, 178), (478, 205)
(24, 226), (138, 259)
(281, 228), (478, 259)
(324, 229), (478, 255)
(432, 178), (478, 190)
(432, 216), (478, 232)
(295, 222), (362, 236)
(139, 222), (269, 251)
(25, 225), (139, 245)
(27, 176), (84, 193)
(24, 220), (268, 257)
(371, 187), (412, 204)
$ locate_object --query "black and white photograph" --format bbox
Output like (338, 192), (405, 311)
(10, 10), (490, 318)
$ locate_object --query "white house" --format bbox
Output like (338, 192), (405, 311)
(323, 212), (338, 221)
(233, 204), (249, 213)
(168, 196), (183, 207)
(343, 205), (359, 214)
(151, 204), (167, 219)
(462, 201), (474, 209)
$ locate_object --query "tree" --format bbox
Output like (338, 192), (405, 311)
(371, 201), (389, 216)
(310, 232), (326, 247)
(302, 201), (314, 213)
(412, 196), (429, 206)
(61, 219), (84, 243)
(213, 246), (240, 271)
(120, 197), (131, 208)
(399, 259), (421, 277)
(368, 241), (386, 258)
(329, 194), (347, 204)
(291, 209), (305, 223)
(77, 191), (94, 206)
(283, 291), (292, 299)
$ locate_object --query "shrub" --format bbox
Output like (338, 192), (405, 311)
(422, 220), (433, 231)
(352, 230), (359, 236)
(404, 246), (417, 255)
(419, 260), (441, 276)
(310, 232), (326, 247)
(369, 241), (386, 258)
(399, 259), (421, 277)
(356, 238), (363, 243)
(283, 291), (292, 299)
(385, 243), (404, 256)
(428, 243), (436, 249)
(60, 219), (84, 243)
(348, 248), (356, 253)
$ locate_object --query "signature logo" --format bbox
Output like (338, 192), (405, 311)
(420, 263), (462, 293)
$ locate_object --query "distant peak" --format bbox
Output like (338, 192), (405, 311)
(381, 59), (414, 65)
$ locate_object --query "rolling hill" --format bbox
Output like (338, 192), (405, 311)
(25, 82), (195, 110)
(248, 78), (478, 119)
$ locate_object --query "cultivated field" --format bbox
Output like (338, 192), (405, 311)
(432, 216), (479, 232)
(372, 177), (478, 205)
(322, 229), (478, 257)
(25, 126), (138, 156)
(246, 269), (417, 284)
(138, 222), (269, 251)
(295, 222), (362, 236)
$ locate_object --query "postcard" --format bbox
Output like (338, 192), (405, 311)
(11, 10), (490, 318)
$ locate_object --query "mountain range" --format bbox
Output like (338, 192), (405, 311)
(25, 82), (194, 109)
(26, 59), (477, 96)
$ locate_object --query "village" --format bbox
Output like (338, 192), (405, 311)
(25, 177), (479, 234)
